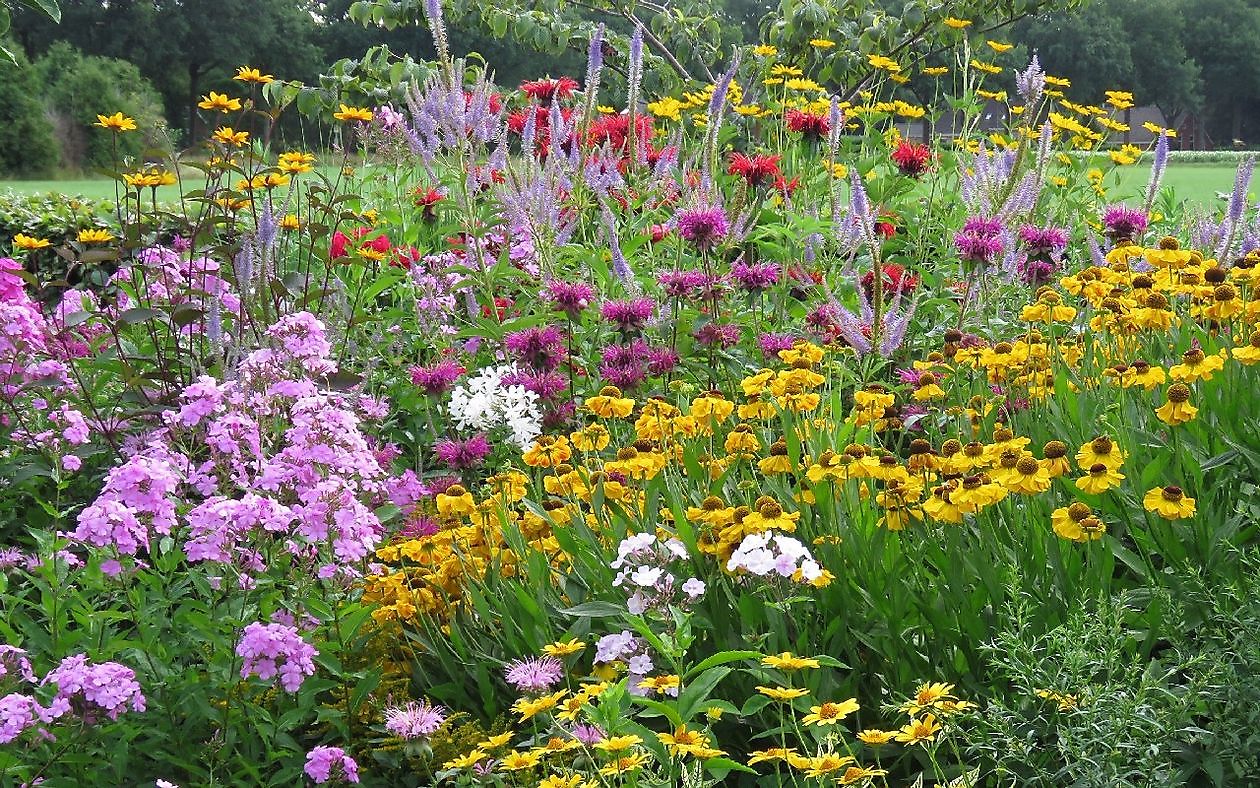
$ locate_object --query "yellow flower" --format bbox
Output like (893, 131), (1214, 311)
(513, 690), (567, 721)
(809, 38), (836, 48)
(987, 40), (1014, 52)
(479, 732), (514, 749)
(761, 652), (819, 671)
(443, 749), (488, 769)
(922, 66), (949, 76)
(1076, 436), (1126, 471)
(1169, 347), (1225, 382)
(279, 214), (301, 231)
(538, 775), (596, 788)
(831, 162), (849, 179)
(95, 112), (137, 132)
(867, 55), (901, 72)
(901, 682), (955, 715)
(597, 752), (649, 776)
(804, 753), (856, 777)
(1143, 486), (1196, 519)
(1037, 688), (1081, 710)
(542, 638), (585, 657)
(1106, 90), (1135, 110)
(278, 151), (316, 174)
(593, 735), (642, 753)
(212, 127), (250, 147)
(857, 729), (896, 745)
(12, 234), (50, 250)
(969, 59), (1002, 75)
(498, 749), (543, 771)
(234, 66), (275, 84)
(748, 747), (800, 765)
(637, 674), (680, 694)
(657, 725), (717, 758)
(1154, 383), (1197, 425)
(894, 714), (941, 745)
(840, 765), (890, 784)
(1076, 463), (1125, 494)
(753, 44), (778, 57)
(646, 96), (684, 121)
(943, 16), (972, 28)
(333, 104), (374, 122)
(802, 698), (860, 726)
(586, 386), (635, 418)
(757, 685), (809, 701)
(77, 229), (114, 244)
(198, 92), (242, 113)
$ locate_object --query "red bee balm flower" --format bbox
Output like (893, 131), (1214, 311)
(520, 77), (579, 104)
(861, 264), (920, 301)
(891, 140), (932, 178)
(727, 152), (783, 187)
(785, 109), (830, 139)
(413, 187), (444, 219)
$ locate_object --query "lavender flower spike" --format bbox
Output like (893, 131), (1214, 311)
(1015, 54), (1045, 106)
(1144, 131), (1169, 211)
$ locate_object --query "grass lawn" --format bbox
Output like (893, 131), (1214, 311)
(0, 163), (1245, 209)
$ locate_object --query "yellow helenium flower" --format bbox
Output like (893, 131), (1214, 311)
(943, 17), (972, 27)
(1154, 383), (1198, 425)
(1143, 485), (1196, 519)
(1076, 463), (1125, 494)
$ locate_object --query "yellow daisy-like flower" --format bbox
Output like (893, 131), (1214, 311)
(77, 229), (115, 244)
(1143, 485), (1196, 519)
(279, 214), (301, 231)
(802, 698), (860, 726)
(922, 66), (949, 76)
(333, 104), (374, 123)
(867, 55), (901, 72)
(646, 96), (684, 121)
(597, 752), (649, 776)
(538, 775), (596, 788)
(197, 92), (242, 113)
(1076, 463), (1125, 494)
(479, 732), (514, 749)
(1154, 383), (1198, 425)
(804, 753), (856, 778)
(761, 652), (819, 671)
(943, 16), (972, 28)
(234, 66), (275, 84)
(593, 735), (642, 753)
(278, 151), (316, 174)
(809, 38), (836, 48)
(969, 59), (1002, 75)
(752, 44), (778, 57)
(542, 638), (585, 657)
(756, 685), (809, 701)
(986, 40), (1014, 52)
(212, 126), (250, 147)
(856, 729), (896, 746)
(497, 749), (543, 771)
(12, 234), (50, 250)
(893, 714), (941, 745)
(513, 690), (567, 722)
(95, 112), (137, 132)
(443, 749), (488, 769)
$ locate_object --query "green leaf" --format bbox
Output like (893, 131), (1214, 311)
(23, 0), (61, 23)
(558, 601), (625, 618)
(683, 650), (761, 681)
(677, 666), (730, 721)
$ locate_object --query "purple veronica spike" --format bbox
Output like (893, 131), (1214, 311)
(1144, 131), (1169, 210)
(1015, 55), (1044, 105)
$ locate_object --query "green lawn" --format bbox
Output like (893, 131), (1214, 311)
(1113, 163), (1237, 207)
(0, 162), (1244, 209)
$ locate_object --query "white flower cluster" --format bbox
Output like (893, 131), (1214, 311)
(447, 365), (542, 451)
(610, 533), (705, 614)
(727, 532), (822, 583)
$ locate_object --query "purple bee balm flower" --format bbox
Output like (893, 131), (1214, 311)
(1018, 225), (1068, 256)
(544, 280), (595, 319)
(730, 260), (781, 292)
(1102, 205), (1148, 241)
(384, 700), (447, 739)
(676, 205), (729, 250)
(1020, 257), (1058, 286)
(955, 218), (1006, 264)
(657, 269), (708, 298)
(758, 332), (797, 360)
(601, 298), (655, 332)
(693, 322), (741, 349)
(433, 434), (491, 470)
(503, 325), (566, 371)
(572, 723), (606, 745)
(646, 345), (680, 375)
(504, 655), (564, 692)
(410, 359), (463, 396)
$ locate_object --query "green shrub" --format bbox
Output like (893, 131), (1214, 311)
(0, 42), (59, 177)
(32, 42), (167, 172)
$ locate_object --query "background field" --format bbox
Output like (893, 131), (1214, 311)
(0, 163), (1239, 208)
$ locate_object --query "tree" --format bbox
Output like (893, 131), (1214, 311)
(0, 40), (59, 175)
(1181, 0), (1260, 142)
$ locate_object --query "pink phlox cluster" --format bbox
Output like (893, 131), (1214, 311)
(304, 746), (360, 784)
(236, 622), (318, 693)
(41, 654), (146, 722)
